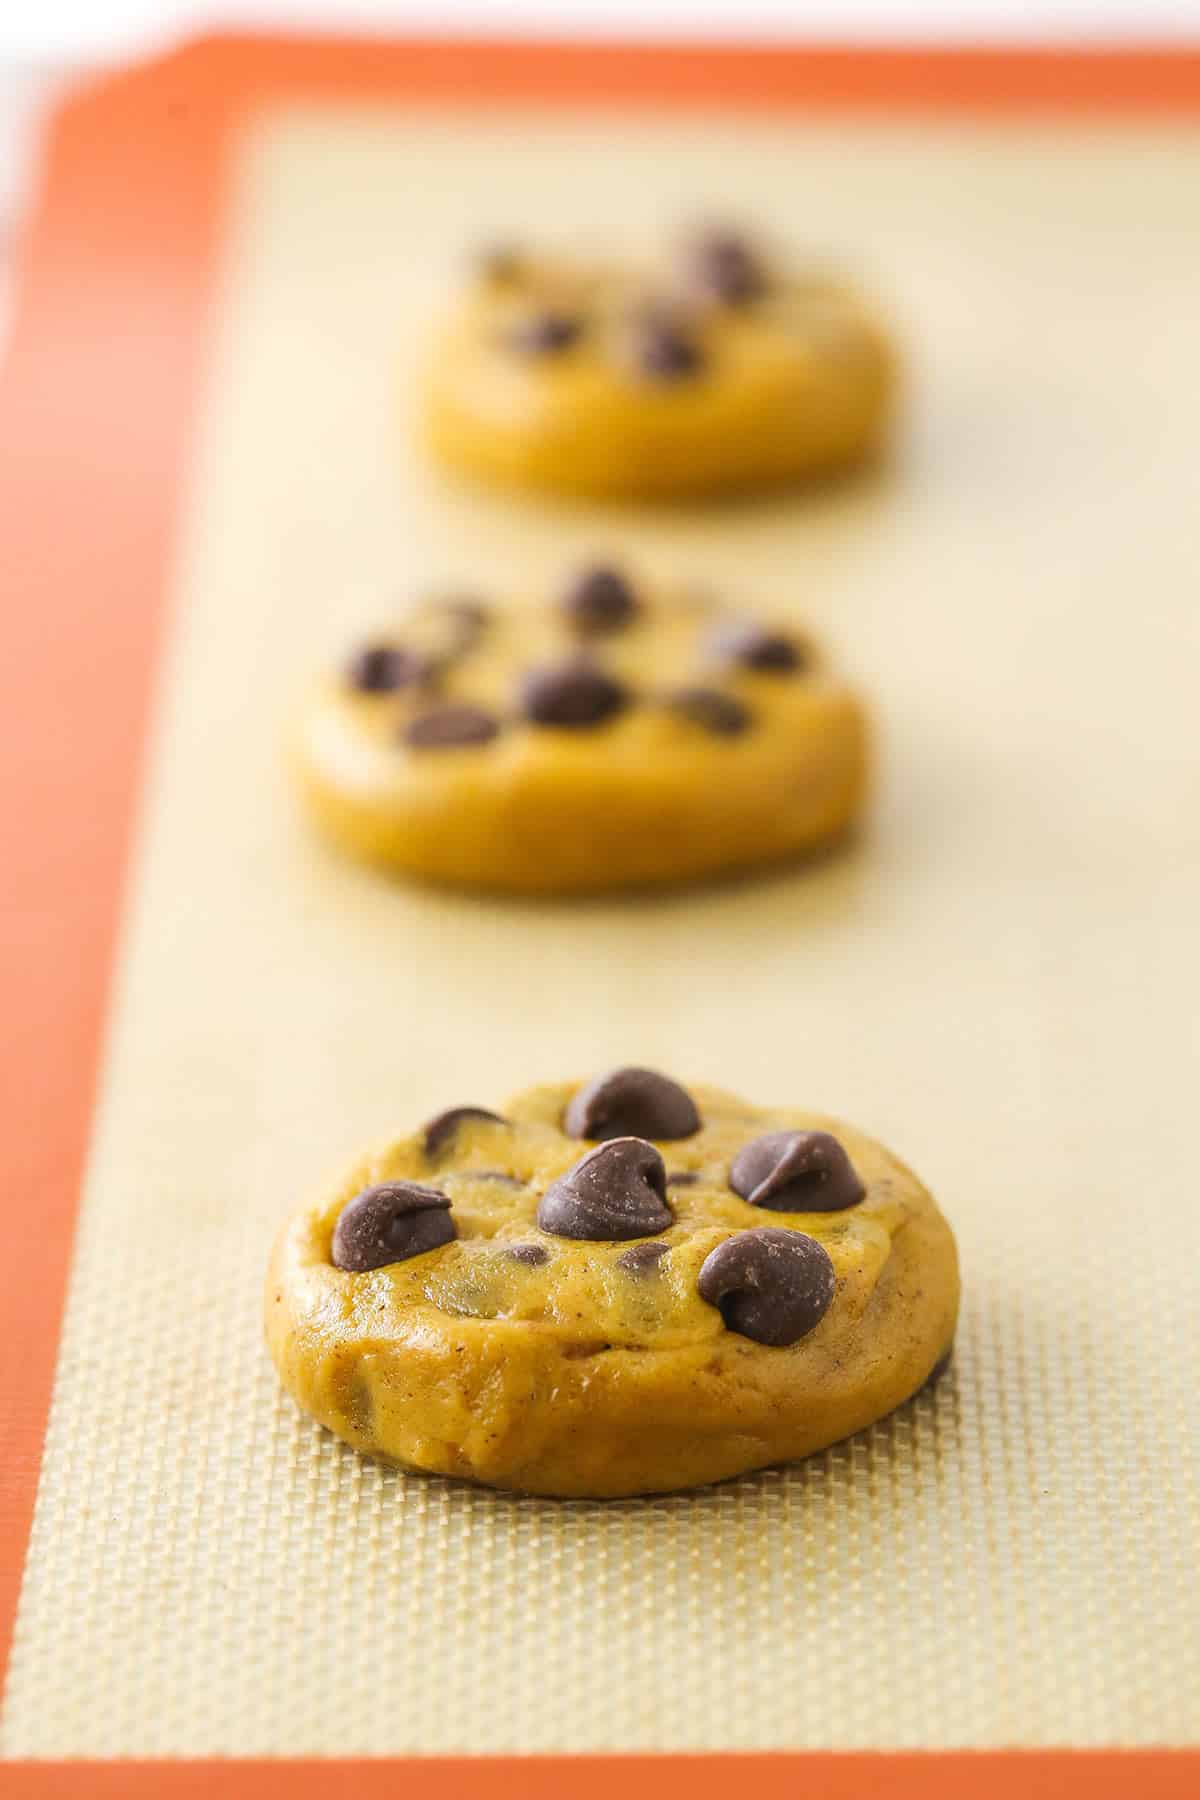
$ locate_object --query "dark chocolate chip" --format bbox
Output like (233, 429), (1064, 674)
(729, 1130), (865, 1213)
(332, 1182), (455, 1272)
(565, 1067), (701, 1142)
(697, 1227), (834, 1346)
(423, 1106), (507, 1156)
(630, 311), (704, 379)
(537, 1137), (673, 1241)
(346, 644), (430, 693)
(506, 1242), (549, 1266)
(666, 1171), (700, 1187)
(507, 309), (583, 354)
(685, 228), (767, 306)
(616, 1240), (670, 1273)
(709, 620), (806, 674)
(665, 685), (752, 736)
(560, 565), (638, 635)
(520, 657), (627, 729)
(403, 704), (501, 749)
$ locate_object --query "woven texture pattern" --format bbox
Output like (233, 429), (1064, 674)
(3, 113), (1200, 1755)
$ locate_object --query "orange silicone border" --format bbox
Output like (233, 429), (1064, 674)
(1, 31), (1198, 1798)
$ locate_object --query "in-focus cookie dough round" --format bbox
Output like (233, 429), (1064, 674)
(266, 1071), (959, 1498)
(293, 564), (868, 893)
(423, 225), (896, 500)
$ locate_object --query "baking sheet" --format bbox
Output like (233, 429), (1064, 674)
(2, 104), (1199, 1756)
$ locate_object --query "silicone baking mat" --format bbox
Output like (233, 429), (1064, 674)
(2, 33), (1199, 1799)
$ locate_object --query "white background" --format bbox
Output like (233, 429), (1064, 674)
(1, 0), (1199, 61)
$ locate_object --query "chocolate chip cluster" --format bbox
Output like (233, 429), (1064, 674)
(343, 563), (810, 752)
(482, 226), (770, 384)
(329, 1067), (866, 1349)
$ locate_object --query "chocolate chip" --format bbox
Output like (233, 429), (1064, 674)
(697, 1227), (834, 1346)
(729, 1130), (865, 1213)
(561, 565), (638, 635)
(423, 1106), (507, 1156)
(507, 310), (583, 354)
(403, 704), (500, 749)
(666, 685), (752, 736)
(685, 228), (767, 305)
(506, 1242), (549, 1266)
(332, 1182), (455, 1272)
(709, 620), (806, 674)
(537, 1137), (673, 1241)
(630, 311), (703, 379)
(616, 1241), (670, 1273)
(346, 644), (430, 693)
(520, 657), (627, 729)
(666, 1171), (699, 1187)
(565, 1067), (701, 1142)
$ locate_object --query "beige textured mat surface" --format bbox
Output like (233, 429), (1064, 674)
(3, 111), (1199, 1756)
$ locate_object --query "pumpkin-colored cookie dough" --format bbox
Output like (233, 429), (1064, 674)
(293, 563), (868, 893)
(423, 226), (896, 500)
(266, 1071), (959, 1498)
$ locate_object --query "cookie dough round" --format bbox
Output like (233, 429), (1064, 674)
(266, 1070), (959, 1498)
(293, 565), (868, 893)
(423, 226), (895, 500)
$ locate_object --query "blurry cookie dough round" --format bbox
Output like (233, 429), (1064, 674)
(293, 562), (868, 893)
(422, 224), (896, 500)
(267, 1068), (959, 1498)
